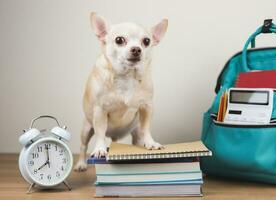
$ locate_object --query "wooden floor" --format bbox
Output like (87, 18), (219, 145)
(0, 154), (275, 200)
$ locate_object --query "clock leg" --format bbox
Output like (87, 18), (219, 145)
(26, 183), (36, 194)
(63, 181), (72, 191)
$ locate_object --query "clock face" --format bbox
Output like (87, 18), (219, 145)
(26, 139), (72, 186)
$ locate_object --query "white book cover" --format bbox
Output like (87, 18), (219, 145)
(95, 162), (200, 175)
(95, 184), (202, 197)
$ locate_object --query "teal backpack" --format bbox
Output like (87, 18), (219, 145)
(201, 19), (276, 184)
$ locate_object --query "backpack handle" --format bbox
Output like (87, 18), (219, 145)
(242, 19), (276, 69)
(214, 20), (276, 94)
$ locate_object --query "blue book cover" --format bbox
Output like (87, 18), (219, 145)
(95, 179), (203, 186)
(87, 156), (198, 164)
(87, 156), (107, 164)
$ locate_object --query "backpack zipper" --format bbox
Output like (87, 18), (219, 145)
(211, 113), (276, 128)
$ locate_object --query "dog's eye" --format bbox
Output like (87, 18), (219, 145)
(115, 37), (126, 45)
(142, 38), (151, 47)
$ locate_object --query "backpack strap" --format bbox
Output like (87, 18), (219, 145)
(242, 19), (276, 69)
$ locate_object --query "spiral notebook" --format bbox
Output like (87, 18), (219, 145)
(107, 141), (212, 161)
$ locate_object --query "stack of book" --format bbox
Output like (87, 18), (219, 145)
(88, 141), (212, 197)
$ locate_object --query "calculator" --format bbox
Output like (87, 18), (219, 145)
(224, 88), (274, 125)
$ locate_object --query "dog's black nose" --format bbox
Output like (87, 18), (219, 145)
(130, 47), (141, 57)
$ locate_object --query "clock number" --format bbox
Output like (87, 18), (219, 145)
(56, 171), (60, 177)
(44, 143), (51, 150)
(29, 160), (34, 166)
(47, 174), (51, 180)
(62, 158), (67, 164)
(37, 146), (43, 152)
(40, 173), (44, 180)
(59, 149), (64, 156)
(55, 145), (58, 151)
(32, 153), (39, 159)
(61, 166), (64, 171)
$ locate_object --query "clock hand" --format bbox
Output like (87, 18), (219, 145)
(37, 161), (48, 171)
(37, 145), (50, 171)
(46, 145), (50, 168)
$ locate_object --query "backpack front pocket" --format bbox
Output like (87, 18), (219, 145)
(201, 116), (276, 183)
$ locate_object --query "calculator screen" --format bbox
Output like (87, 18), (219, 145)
(230, 90), (269, 105)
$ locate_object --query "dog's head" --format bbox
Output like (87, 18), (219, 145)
(90, 12), (168, 75)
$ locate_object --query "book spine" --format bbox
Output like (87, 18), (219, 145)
(107, 151), (212, 161)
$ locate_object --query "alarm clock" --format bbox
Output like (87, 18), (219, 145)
(18, 115), (73, 193)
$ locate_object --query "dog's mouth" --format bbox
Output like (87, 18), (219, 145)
(127, 57), (141, 64)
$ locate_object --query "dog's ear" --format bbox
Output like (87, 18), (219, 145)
(151, 19), (168, 46)
(90, 12), (108, 43)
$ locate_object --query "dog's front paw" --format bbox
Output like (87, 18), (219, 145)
(74, 160), (87, 172)
(91, 142), (107, 158)
(144, 138), (164, 150)
(91, 148), (107, 158)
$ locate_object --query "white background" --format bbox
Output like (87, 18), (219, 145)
(0, 0), (275, 153)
